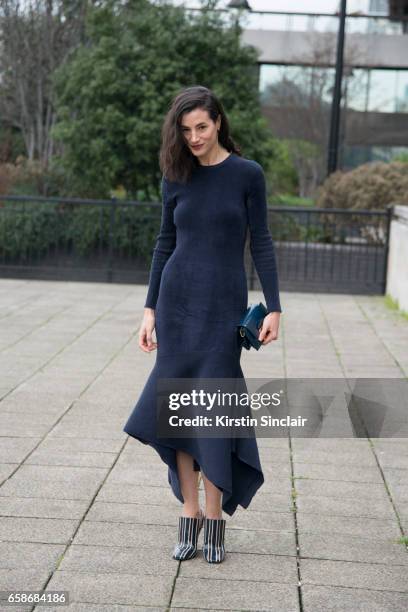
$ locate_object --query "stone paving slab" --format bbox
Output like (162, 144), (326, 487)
(295, 492), (396, 520)
(293, 462), (384, 483)
(58, 543), (177, 577)
(114, 448), (167, 466)
(395, 502), (408, 520)
(254, 474), (292, 493)
(178, 551), (298, 584)
(291, 439), (375, 450)
(301, 584), (408, 611)
(0, 516), (78, 544)
(228, 490), (294, 514)
(0, 478), (102, 501)
(96, 483), (182, 507)
(74, 521), (176, 549)
(373, 439), (408, 454)
(48, 421), (125, 439)
(85, 501), (181, 525)
(38, 437), (124, 454)
(0, 419), (53, 437)
(299, 532), (408, 565)
(382, 467), (408, 486)
(226, 508), (294, 532)
(118, 442), (161, 455)
(45, 570), (173, 608)
(105, 466), (174, 487)
(300, 558), (408, 592)
(294, 478), (392, 500)
(171, 576), (299, 611)
(117, 454), (174, 470)
(0, 464), (18, 482)
(296, 512), (401, 539)
(291, 449), (378, 467)
(0, 438), (41, 463)
(256, 438), (291, 449)
(24, 449), (118, 469)
(0, 542), (65, 570)
(258, 447), (292, 462)
(388, 484), (408, 503)
(0, 464), (109, 490)
(260, 462), (292, 477)
(0, 392), (72, 413)
(378, 454), (408, 469)
(226, 528), (296, 555)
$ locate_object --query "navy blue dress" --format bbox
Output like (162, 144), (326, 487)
(123, 152), (282, 516)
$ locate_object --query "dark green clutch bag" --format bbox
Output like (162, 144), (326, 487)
(237, 302), (267, 350)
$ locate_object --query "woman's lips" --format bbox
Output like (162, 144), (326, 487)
(192, 144), (203, 149)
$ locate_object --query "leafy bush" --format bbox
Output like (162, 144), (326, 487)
(314, 161), (408, 245)
(0, 199), (160, 264)
(0, 157), (70, 197)
(316, 161), (408, 211)
(0, 200), (61, 262)
(0, 163), (18, 195)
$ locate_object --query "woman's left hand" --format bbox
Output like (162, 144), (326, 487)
(258, 312), (280, 345)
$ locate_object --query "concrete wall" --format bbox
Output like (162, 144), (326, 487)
(242, 29), (408, 68)
(386, 205), (408, 312)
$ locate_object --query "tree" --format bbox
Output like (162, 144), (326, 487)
(51, 0), (277, 198)
(0, 0), (90, 167)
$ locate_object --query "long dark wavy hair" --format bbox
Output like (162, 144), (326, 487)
(159, 86), (242, 183)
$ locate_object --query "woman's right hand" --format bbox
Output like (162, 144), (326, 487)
(139, 308), (157, 352)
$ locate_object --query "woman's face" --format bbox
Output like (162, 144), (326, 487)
(180, 108), (221, 159)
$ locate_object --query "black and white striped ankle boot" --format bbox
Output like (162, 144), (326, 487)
(172, 510), (204, 561)
(202, 517), (226, 563)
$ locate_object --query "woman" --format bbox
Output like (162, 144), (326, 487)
(123, 85), (282, 564)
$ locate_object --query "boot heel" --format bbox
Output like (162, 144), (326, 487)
(202, 517), (226, 563)
(173, 510), (204, 561)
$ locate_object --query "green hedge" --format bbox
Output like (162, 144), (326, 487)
(0, 200), (160, 263)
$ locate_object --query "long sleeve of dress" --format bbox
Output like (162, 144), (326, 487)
(144, 177), (177, 309)
(246, 163), (282, 313)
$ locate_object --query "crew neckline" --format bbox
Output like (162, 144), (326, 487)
(197, 152), (234, 168)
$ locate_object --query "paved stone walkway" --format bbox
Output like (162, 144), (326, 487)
(0, 279), (407, 611)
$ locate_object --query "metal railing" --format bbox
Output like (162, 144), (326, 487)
(0, 195), (392, 294)
(0, 195), (161, 284)
(254, 206), (392, 295)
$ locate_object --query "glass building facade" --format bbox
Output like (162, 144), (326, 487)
(251, 7), (408, 171)
(260, 64), (408, 168)
(260, 65), (408, 114)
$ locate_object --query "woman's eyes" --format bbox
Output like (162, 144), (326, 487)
(182, 126), (206, 132)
